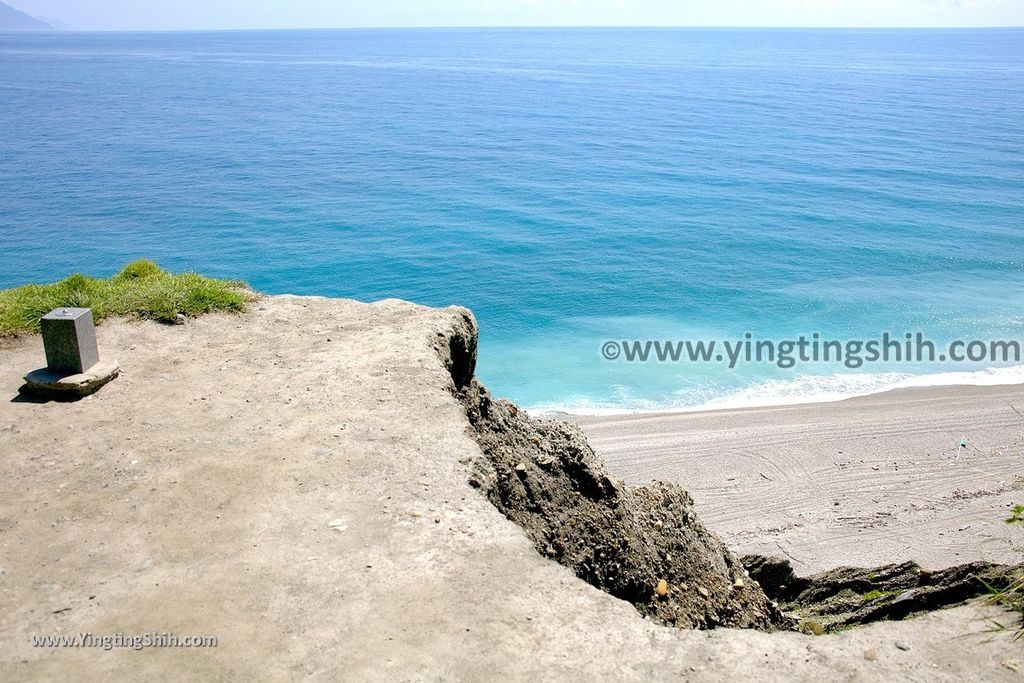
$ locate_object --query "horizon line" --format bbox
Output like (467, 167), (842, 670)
(11, 24), (1024, 34)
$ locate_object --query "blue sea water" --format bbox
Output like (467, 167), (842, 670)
(2, 28), (1023, 412)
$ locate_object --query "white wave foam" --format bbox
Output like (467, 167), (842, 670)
(529, 364), (1024, 416)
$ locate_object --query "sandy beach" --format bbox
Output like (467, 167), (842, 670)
(574, 384), (1024, 574)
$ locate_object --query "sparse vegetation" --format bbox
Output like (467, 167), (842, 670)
(0, 260), (253, 336)
(984, 568), (1023, 641)
(1007, 504), (1024, 526)
(985, 407), (1024, 639)
(985, 506), (1023, 640)
(861, 589), (899, 602)
(799, 619), (825, 636)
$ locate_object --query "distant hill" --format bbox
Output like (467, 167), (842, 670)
(0, 1), (53, 31)
(40, 17), (73, 31)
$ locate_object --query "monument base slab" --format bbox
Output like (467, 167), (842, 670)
(21, 359), (120, 398)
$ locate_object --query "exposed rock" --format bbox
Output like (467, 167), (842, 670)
(458, 380), (788, 630)
(744, 555), (1024, 630)
(433, 308), (477, 390)
(449, 309), (1021, 636)
(800, 619), (826, 636)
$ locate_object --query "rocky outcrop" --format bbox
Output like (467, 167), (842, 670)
(457, 379), (788, 630)
(744, 555), (1024, 630)
(431, 306), (478, 390)
(443, 315), (1022, 634)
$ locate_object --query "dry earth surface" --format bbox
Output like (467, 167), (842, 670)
(0, 295), (1021, 681)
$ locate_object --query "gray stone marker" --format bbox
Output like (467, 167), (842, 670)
(21, 307), (118, 398)
(40, 307), (100, 374)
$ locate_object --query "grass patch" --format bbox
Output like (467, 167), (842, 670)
(0, 260), (254, 336)
(993, 411), (1024, 640)
(986, 502), (1024, 640)
(984, 572), (1024, 641)
(861, 589), (899, 602)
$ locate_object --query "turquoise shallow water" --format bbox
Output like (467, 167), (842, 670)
(2, 28), (1023, 411)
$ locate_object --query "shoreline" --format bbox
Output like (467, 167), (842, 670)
(560, 380), (1024, 421)
(572, 381), (1024, 574)
(530, 367), (1024, 418)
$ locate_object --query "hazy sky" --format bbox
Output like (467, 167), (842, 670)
(12, 0), (1024, 31)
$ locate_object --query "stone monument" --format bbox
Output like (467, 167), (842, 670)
(21, 307), (119, 397)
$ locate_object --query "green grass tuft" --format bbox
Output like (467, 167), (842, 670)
(991, 417), (1024, 641)
(1007, 504), (1024, 525)
(114, 259), (164, 280)
(983, 573), (1024, 641)
(0, 260), (254, 336)
(989, 502), (1023, 639)
(861, 589), (899, 602)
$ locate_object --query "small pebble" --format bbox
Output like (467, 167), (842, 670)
(801, 620), (825, 636)
(863, 648), (878, 662)
(655, 579), (669, 597)
(895, 641), (910, 651)
(327, 518), (348, 532)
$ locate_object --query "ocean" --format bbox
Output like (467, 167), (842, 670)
(2, 28), (1023, 412)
